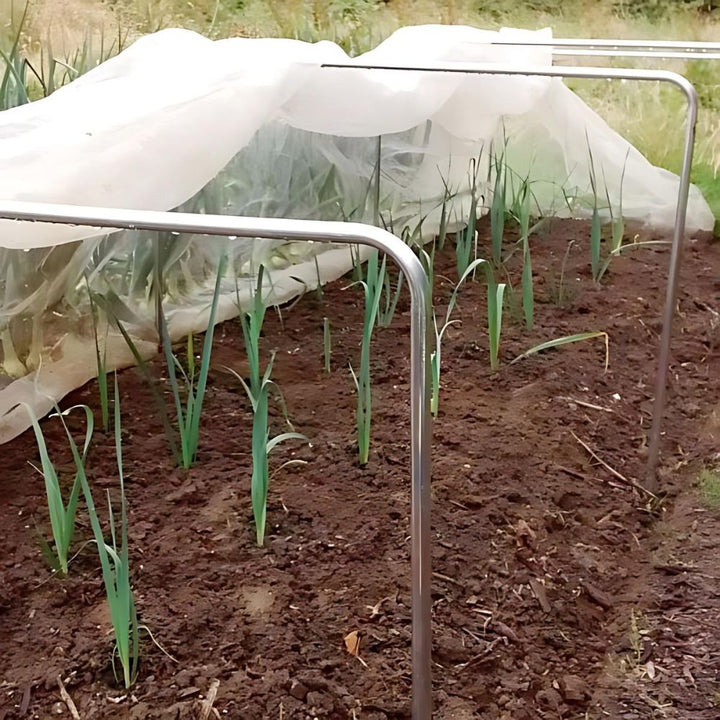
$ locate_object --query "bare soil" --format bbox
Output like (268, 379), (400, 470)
(1, 219), (719, 719)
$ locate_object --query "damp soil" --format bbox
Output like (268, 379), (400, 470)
(1, 218), (720, 720)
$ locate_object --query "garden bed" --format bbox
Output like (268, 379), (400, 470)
(2, 219), (720, 719)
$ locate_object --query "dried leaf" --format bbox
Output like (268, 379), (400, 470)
(344, 630), (361, 657)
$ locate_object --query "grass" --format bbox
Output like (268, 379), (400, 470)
(12, 0), (720, 197)
(699, 466), (720, 508)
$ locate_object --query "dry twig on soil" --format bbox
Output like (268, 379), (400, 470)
(57, 675), (81, 720)
(570, 431), (656, 498)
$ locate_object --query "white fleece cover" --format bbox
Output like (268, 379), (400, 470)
(0, 25), (712, 442)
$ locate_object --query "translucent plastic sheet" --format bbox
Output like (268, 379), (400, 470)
(0, 24), (713, 442)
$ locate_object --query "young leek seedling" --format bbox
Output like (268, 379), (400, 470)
(228, 354), (306, 546)
(73, 377), (139, 689)
(517, 180), (534, 331)
(456, 158), (480, 278)
(586, 135), (603, 282)
(86, 277), (110, 431)
(232, 268), (306, 545)
(349, 249), (386, 466)
(487, 275), (506, 373)
(430, 258), (485, 416)
(596, 149), (630, 282)
(378, 269), (404, 329)
(93, 288), (180, 464)
(24, 403), (93, 576)
(490, 151), (507, 266)
(159, 252), (227, 468)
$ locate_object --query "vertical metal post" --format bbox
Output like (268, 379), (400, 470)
(323, 60), (699, 490)
(488, 39), (713, 489)
(0, 202), (433, 718)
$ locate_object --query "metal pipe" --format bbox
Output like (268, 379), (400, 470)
(0, 201), (433, 719)
(489, 37), (720, 53)
(552, 48), (720, 60)
(485, 37), (720, 60)
(323, 60), (698, 491)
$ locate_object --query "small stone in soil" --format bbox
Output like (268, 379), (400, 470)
(289, 679), (309, 701)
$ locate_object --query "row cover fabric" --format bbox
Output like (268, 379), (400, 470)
(0, 24), (714, 443)
(0, 23), (713, 249)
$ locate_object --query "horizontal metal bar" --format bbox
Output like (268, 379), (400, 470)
(553, 48), (720, 60)
(490, 37), (720, 52)
(322, 60), (694, 90)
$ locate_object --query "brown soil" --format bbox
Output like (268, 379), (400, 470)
(1, 219), (720, 720)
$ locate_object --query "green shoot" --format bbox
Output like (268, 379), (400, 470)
(228, 354), (306, 546)
(349, 249), (386, 466)
(86, 277), (110, 431)
(466, 256), (505, 372)
(436, 174), (454, 251)
(231, 269), (306, 545)
(414, 235), (435, 299)
(512, 331), (609, 369)
(93, 292), (180, 463)
(240, 264), (267, 398)
(490, 150), (507, 266)
(558, 239), (575, 308)
(456, 158), (479, 278)
(488, 281), (506, 373)
(23, 403), (93, 576)
(323, 317), (331, 374)
(517, 179), (534, 331)
(456, 199), (476, 279)
(74, 376), (139, 689)
(586, 134), (606, 283)
(159, 253), (227, 468)
(596, 149), (630, 282)
(590, 204), (602, 282)
(430, 315), (459, 417)
(378, 269), (404, 328)
(430, 258), (485, 416)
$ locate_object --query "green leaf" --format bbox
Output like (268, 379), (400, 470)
(512, 332), (609, 369)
